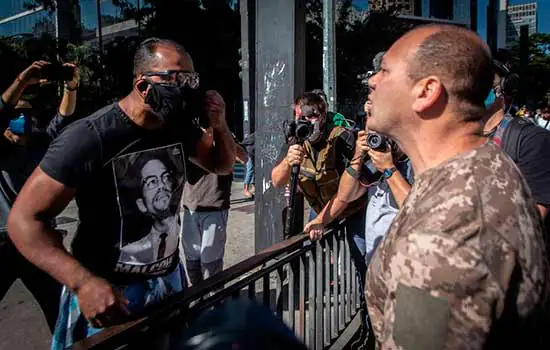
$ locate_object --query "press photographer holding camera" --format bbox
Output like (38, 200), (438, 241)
(0, 60), (79, 332)
(271, 91), (368, 280)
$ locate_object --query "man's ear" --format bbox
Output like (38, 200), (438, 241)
(411, 76), (444, 114)
(135, 79), (150, 99)
(136, 198), (147, 213)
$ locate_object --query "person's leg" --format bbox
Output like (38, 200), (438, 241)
(19, 249), (62, 332)
(199, 210), (228, 279)
(181, 208), (203, 285)
(244, 158), (254, 197)
(344, 209), (367, 287)
(0, 238), (19, 303)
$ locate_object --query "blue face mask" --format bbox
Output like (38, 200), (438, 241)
(485, 89), (497, 108)
(8, 113), (33, 135)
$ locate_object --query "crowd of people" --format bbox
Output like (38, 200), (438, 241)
(0, 23), (550, 350)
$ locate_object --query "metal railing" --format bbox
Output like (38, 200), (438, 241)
(71, 221), (365, 350)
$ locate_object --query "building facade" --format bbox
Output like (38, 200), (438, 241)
(0, 1), (56, 38)
(420, 0), (477, 29)
(505, 1), (537, 48)
(0, 0), (142, 45)
(372, 0), (416, 16)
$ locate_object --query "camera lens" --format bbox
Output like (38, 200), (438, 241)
(295, 123), (312, 140)
(367, 133), (387, 150)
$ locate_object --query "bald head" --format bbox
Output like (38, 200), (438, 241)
(406, 25), (493, 120)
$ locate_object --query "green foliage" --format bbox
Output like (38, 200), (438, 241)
(506, 33), (550, 106)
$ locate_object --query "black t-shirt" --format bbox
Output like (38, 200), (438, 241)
(512, 124), (550, 207)
(40, 103), (202, 284)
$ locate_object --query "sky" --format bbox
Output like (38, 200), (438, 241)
(349, 0), (549, 41)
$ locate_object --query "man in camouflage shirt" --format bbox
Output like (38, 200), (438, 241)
(365, 24), (550, 349)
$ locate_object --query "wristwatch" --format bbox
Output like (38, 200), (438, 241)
(382, 166), (397, 179)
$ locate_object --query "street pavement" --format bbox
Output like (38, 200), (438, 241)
(0, 181), (256, 350)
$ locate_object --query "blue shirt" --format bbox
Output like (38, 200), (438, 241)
(364, 158), (413, 264)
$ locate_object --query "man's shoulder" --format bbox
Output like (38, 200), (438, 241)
(405, 143), (529, 232)
(60, 103), (121, 137)
(518, 120), (550, 149)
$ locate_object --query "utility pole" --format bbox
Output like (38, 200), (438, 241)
(323, 0), (337, 110)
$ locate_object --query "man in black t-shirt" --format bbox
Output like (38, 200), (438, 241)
(7, 38), (236, 347)
(484, 61), (550, 223)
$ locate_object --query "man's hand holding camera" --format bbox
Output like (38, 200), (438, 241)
(63, 63), (80, 91)
(368, 144), (394, 173)
(285, 144), (305, 167)
(17, 61), (50, 86)
(205, 90), (227, 130)
(352, 130), (369, 164)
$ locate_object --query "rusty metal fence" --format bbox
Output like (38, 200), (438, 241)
(71, 221), (365, 350)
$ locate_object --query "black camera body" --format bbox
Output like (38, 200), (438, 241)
(41, 63), (74, 81)
(285, 119), (313, 144)
(367, 132), (388, 151)
(284, 104), (320, 144)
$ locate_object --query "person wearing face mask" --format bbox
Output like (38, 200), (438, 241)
(483, 60), (550, 229)
(271, 91), (368, 282)
(6, 38), (236, 349)
(0, 60), (79, 334)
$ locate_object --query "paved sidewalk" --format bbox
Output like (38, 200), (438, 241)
(0, 180), (256, 350)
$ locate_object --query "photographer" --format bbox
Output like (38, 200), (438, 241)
(271, 91), (367, 280)
(0, 60), (79, 332)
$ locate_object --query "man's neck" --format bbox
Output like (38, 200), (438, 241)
(483, 108), (504, 135)
(119, 93), (165, 130)
(397, 120), (486, 177)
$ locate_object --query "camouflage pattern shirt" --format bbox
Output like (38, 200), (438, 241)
(366, 142), (550, 349)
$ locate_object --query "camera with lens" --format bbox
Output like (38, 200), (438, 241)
(367, 132), (388, 151)
(41, 63), (74, 81)
(284, 119), (313, 144)
(284, 105), (318, 144)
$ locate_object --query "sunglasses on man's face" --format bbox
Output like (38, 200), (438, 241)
(142, 70), (200, 89)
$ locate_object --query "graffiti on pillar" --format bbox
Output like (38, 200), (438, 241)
(263, 61), (286, 108)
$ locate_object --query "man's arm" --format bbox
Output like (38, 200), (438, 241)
(235, 143), (249, 164)
(7, 168), (128, 327)
(46, 66), (80, 139)
(1, 61), (50, 124)
(271, 158), (292, 188)
(305, 131), (369, 239)
(57, 64), (79, 118)
(7, 168), (92, 292)
(271, 144), (304, 188)
(336, 130), (370, 203)
(384, 171), (410, 208)
(189, 91), (235, 175)
(367, 145), (411, 208)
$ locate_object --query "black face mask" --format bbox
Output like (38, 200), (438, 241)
(144, 83), (184, 122)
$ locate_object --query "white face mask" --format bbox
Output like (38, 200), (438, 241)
(308, 119), (323, 143)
